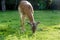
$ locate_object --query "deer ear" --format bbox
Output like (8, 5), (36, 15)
(36, 22), (40, 25)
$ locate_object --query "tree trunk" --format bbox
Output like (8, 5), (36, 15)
(15, 0), (18, 10)
(1, 0), (6, 11)
(45, 0), (52, 9)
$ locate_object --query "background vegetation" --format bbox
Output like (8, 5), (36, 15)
(0, 0), (55, 11)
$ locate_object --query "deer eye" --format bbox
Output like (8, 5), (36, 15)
(31, 23), (36, 27)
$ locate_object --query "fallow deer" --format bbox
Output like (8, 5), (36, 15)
(18, 0), (39, 33)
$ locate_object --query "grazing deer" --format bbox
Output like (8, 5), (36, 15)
(18, 0), (39, 33)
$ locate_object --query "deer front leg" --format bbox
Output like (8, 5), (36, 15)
(27, 13), (36, 33)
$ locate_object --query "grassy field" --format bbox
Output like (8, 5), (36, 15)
(0, 10), (60, 40)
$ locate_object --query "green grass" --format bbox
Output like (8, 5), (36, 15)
(0, 10), (60, 40)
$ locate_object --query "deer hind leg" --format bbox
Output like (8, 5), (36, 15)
(18, 7), (26, 32)
(20, 14), (26, 32)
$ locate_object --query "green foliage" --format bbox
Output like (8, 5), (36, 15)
(38, 0), (46, 9)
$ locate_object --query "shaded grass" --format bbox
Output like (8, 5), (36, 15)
(0, 10), (60, 40)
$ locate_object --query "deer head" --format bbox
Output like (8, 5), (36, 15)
(28, 22), (40, 33)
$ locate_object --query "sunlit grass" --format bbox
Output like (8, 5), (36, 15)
(0, 10), (60, 40)
(4, 25), (60, 40)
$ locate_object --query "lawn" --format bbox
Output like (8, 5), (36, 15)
(0, 10), (60, 40)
